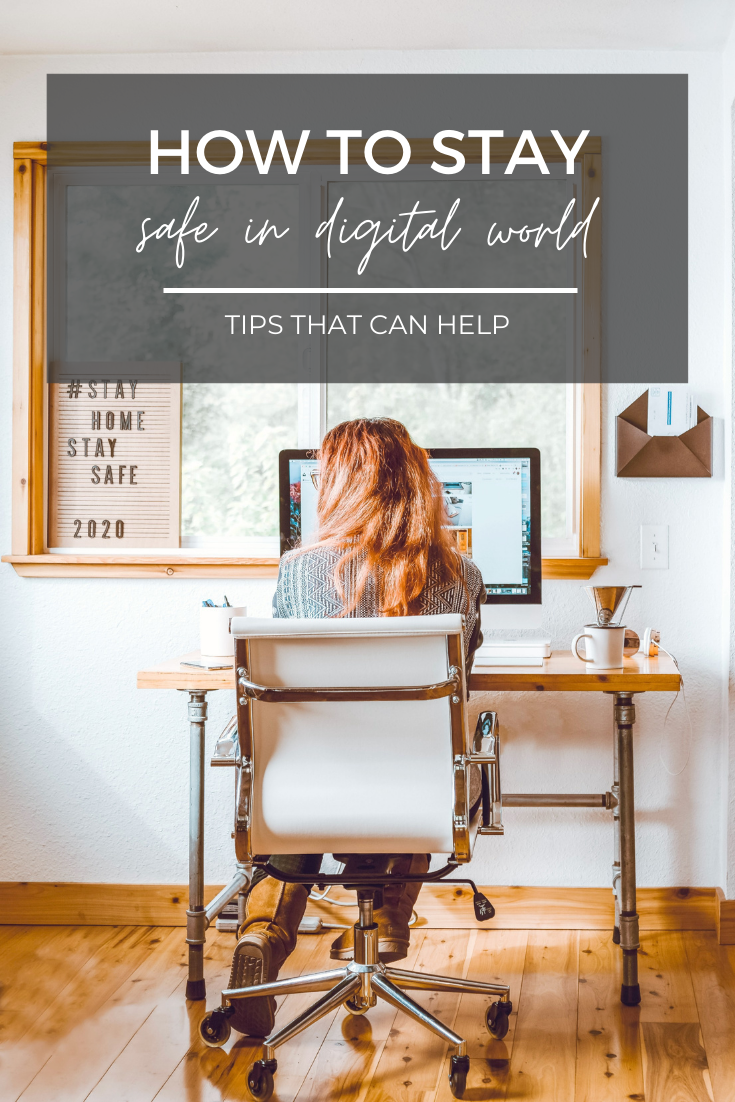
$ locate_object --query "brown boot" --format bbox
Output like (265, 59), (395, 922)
(329, 854), (429, 964)
(227, 876), (309, 1037)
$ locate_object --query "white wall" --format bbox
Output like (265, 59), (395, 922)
(0, 48), (729, 890)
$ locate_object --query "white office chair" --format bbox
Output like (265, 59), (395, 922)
(199, 614), (509, 1101)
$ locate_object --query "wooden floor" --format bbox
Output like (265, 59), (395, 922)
(1, 924), (735, 1102)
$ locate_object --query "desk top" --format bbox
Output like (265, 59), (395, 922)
(137, 650), (681, 693)
(469, 650), (681, 692)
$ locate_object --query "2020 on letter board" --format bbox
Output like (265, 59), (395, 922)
(48, 365), (181, 548)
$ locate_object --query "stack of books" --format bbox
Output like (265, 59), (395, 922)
(474, 637), (551, 667)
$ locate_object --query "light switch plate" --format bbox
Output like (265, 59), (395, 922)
(640, 524), (669, 569)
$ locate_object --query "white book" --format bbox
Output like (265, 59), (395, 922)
(479, 645), (549, 658)
(478, 637), (551, 658)
(473, 655), (545, 667)
(180, 657), (234, 670)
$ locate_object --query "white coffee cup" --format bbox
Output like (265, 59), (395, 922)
(572, 624), (626, 670)
(200, 605), (246, 658)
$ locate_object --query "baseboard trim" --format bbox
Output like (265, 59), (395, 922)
(0, 882), (719, 935)
(716, 887), (735, 944)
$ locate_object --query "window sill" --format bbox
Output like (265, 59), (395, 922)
(3, 554), (608, 579)
(542, 557), (608, 579)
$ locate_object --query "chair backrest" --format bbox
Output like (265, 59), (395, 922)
(231, 615), (471, 859)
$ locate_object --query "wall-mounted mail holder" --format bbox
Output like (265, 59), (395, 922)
(617, 390), (712, 478)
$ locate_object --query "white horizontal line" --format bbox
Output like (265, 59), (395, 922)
(163, 286), (578, 295)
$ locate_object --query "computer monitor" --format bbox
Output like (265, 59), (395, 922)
(279, 448), (541, 604)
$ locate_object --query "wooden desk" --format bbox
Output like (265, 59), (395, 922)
(138, 648), (681, 694)
(470, 649), (681, 693)
(471, 650), (680, 1005)
(138, 649), (681, 1005)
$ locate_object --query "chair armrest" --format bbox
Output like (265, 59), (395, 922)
(466, 750), (497, 764)
(471, 711), (503, 837)
(211, 714), (239, 766)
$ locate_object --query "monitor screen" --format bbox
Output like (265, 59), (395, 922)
(279, 448), (541, 604)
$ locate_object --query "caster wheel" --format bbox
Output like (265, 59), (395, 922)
(344, 995), (370, 1016)
(248, 1059), (276, 1101)
(448, 1054), (470, 1098)
(199, 1009), (232, 1048)
(486, 1000), (512, 1040)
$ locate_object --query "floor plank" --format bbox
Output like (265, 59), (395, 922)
(0, 926), (48, 965)
(3, 922), (735, 1102)
(451, 929), (527, 1058)
(0, 926), (66, 1010)
(150, 934), (252, 1102)
(638, 932), (700, 1023)
(363, 928), (472, 1102)
(220, 931), (343, 1102)
(640, 1022), (712, 1102)
(431, 929), (528, 1102)
(154, 931), (343, 1102)
(685, 932), (735, 1102)
(1, 926), (165, 1101)
(0, 925), (113, 1074)
(294, 930), (427, 1102)
(503, 930), (579, 1102)
(575, 930), (644, 1102)
(0, 925), (107, 1009)
(16, 927), (186, 1102)
(84, 931), (235, 1102)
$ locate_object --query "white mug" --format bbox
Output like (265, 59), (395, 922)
(572, 624), (626, 670)
(200, 605), (247, 658)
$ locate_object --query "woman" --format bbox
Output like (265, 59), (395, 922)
(229, 417), (485, 1037)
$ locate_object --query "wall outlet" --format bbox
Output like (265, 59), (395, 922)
(640, 524), (669, 569)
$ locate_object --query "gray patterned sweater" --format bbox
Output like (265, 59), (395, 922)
(273, 546), (485, 671)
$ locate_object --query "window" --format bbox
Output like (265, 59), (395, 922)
(6, 139), (604, 578)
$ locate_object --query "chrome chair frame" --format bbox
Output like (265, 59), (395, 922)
(206, 891), (510, 1099)
(200, 622), (510, 1101)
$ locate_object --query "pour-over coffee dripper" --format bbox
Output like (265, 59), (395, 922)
(584, 585), (641, 626)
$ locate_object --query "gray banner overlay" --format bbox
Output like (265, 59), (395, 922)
(47, 74), (687, 385)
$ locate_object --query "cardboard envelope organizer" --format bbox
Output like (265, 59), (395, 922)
(617, 390), (712, 477)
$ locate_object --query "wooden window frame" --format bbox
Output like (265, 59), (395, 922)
(4, 138), (606, 579)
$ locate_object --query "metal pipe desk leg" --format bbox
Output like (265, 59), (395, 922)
(612, 710), (621, 945)
(185, 690), (208, 1000)
(615, 691), (640, 1006)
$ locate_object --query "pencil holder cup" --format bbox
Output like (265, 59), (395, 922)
(200, 606), (246, 658)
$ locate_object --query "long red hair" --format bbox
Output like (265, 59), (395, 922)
(305, 418), (463, 616)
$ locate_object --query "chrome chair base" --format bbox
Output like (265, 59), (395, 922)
(200, 898), (512, 1101)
